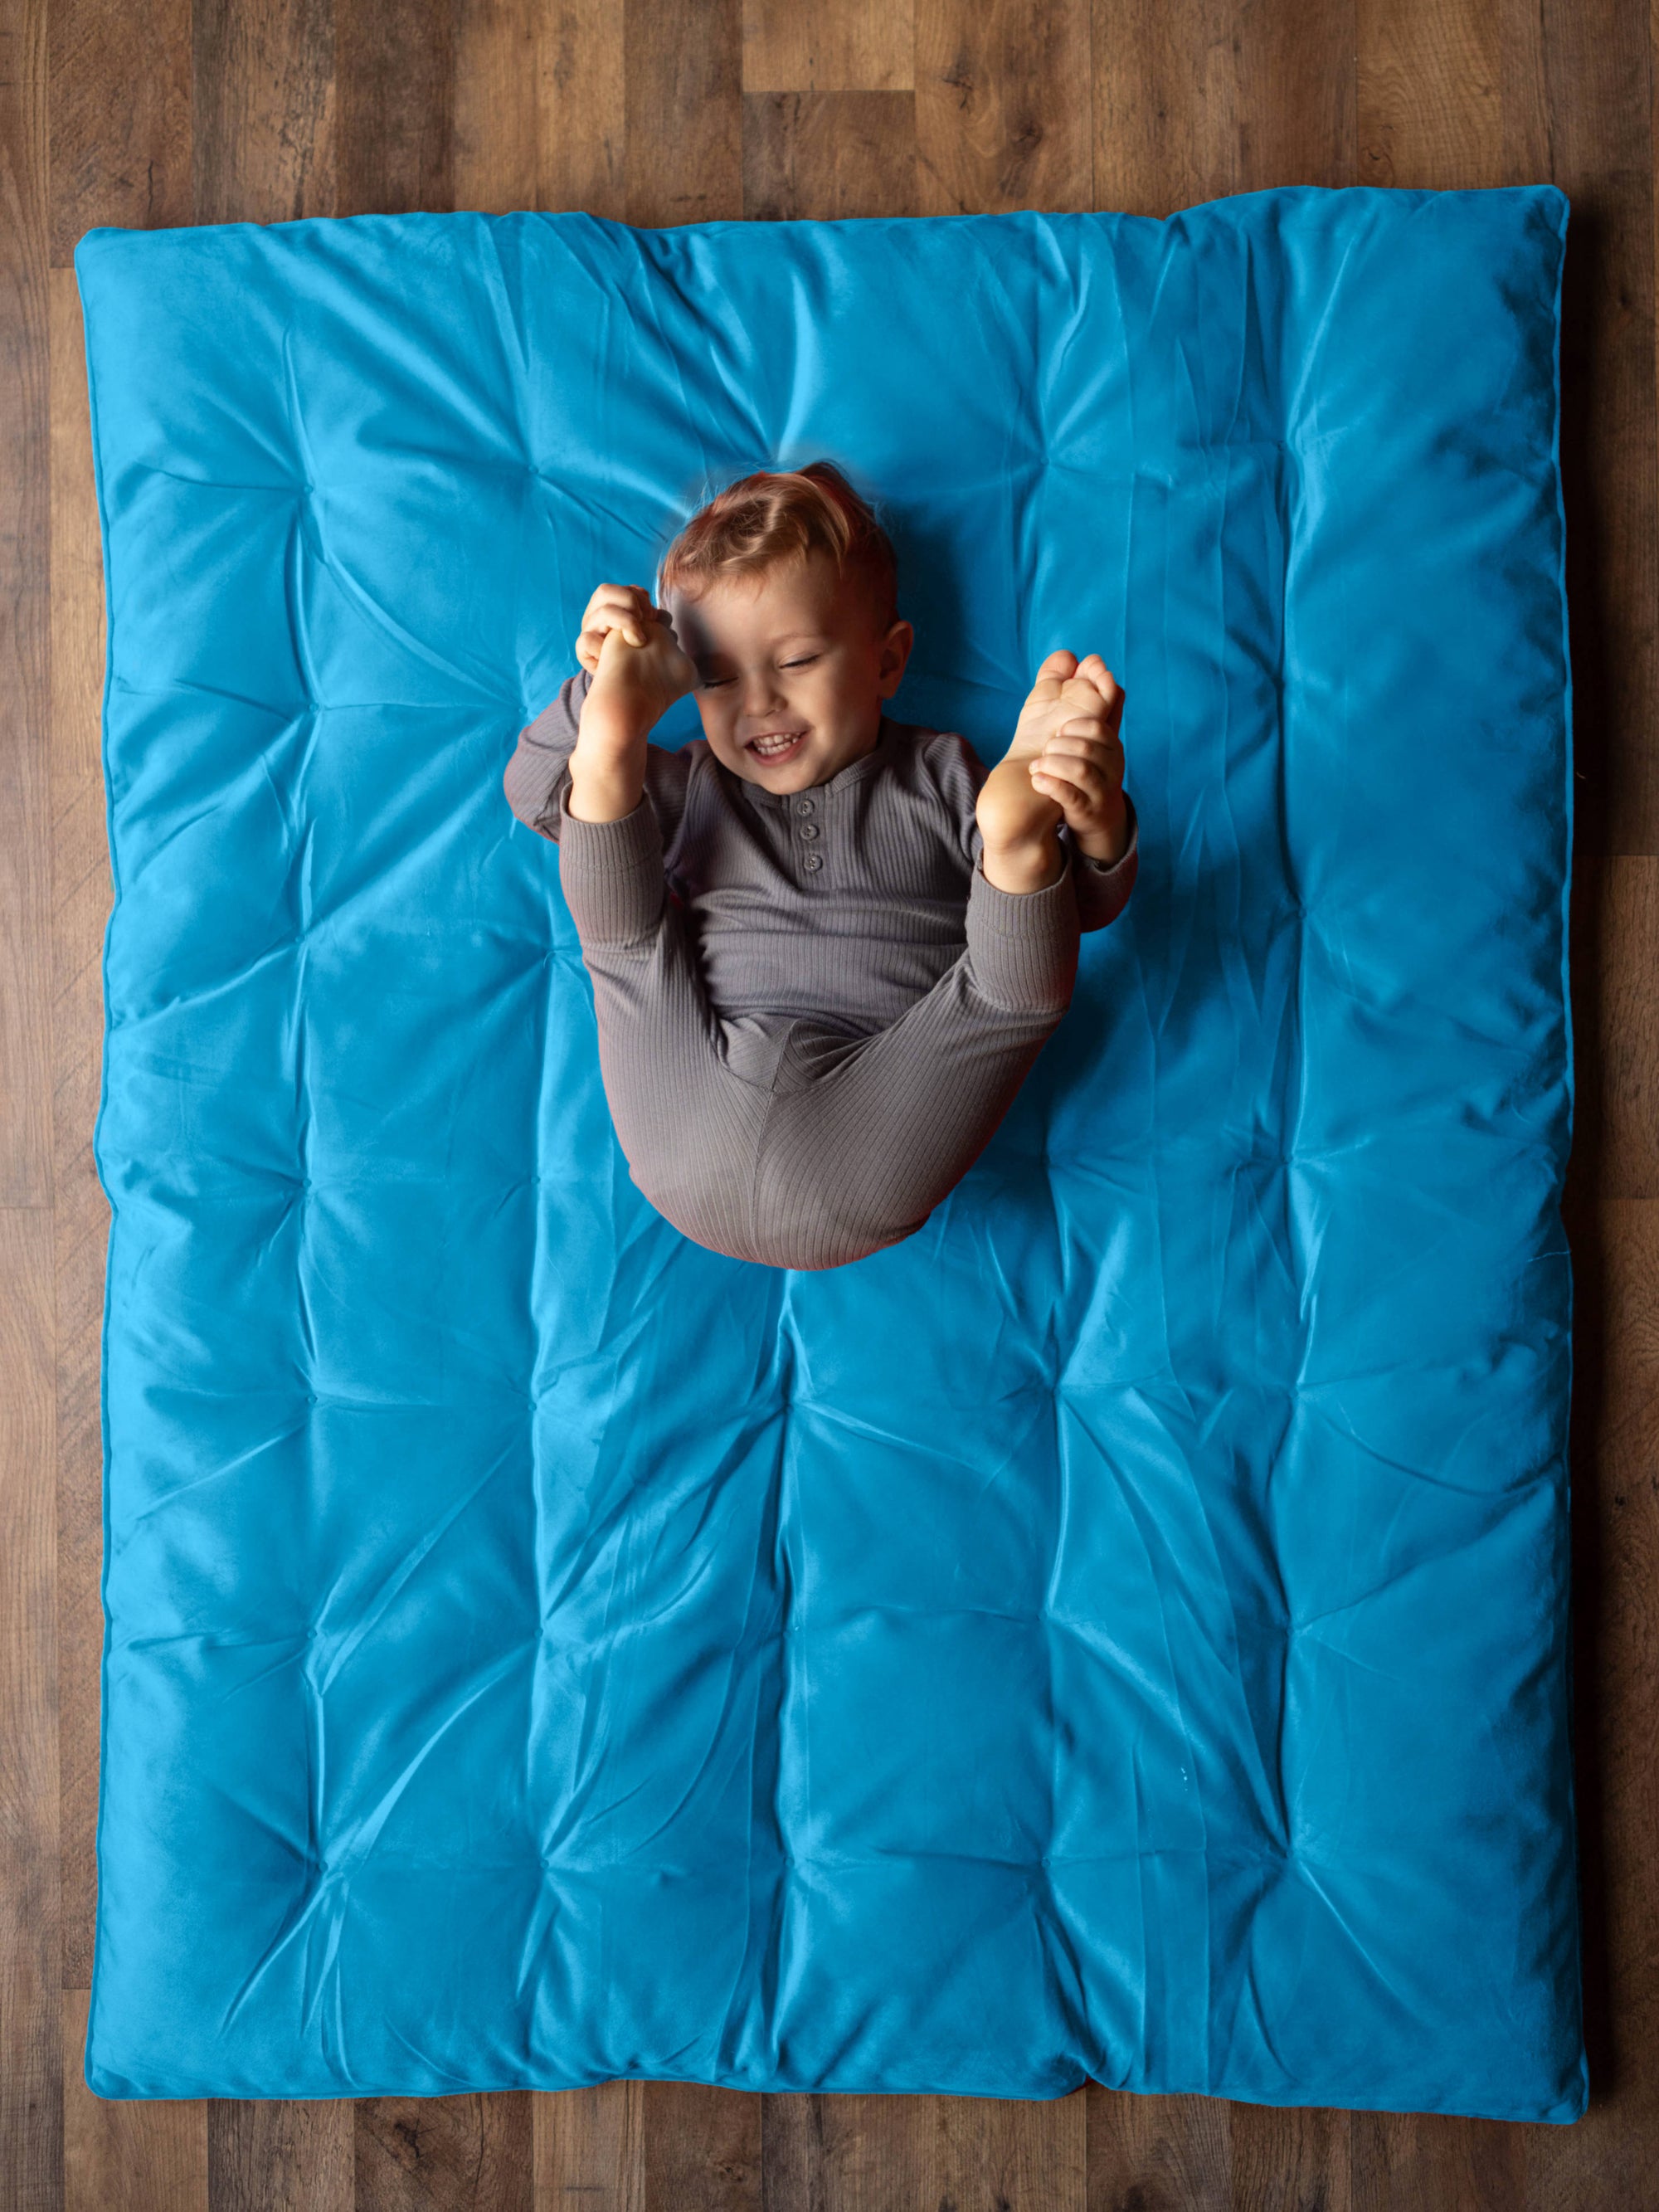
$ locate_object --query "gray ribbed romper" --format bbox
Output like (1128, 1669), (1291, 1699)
(503, 668), (1140, 1270)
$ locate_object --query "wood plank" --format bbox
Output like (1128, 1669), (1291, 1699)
(535, 2081), (645, 2210)
(1583, 855), (1657, 1201)
(61, 1988), (208, 2211)
(1, 0), (51, 1207)
(454, 0), (625, 217)
(354, 2091), (534, 2209)
(47, 0), (190, 266)
(742, 0), (913, 93)
(937, 2084), (1087, 2210)
(760, 2093), (937, 2211)
(1230, 2102), (1351, 2212)
(1355, 0), (1502, 188)
(334, 0), (455, 217)
(1086, 2088), (1232, 2209)
(207, 2099), (353, 2211)
(1, 1210), (58, 2210)
(192, 0), (337, 225)
(1092, 0), (1356, 215)
(48, 265), (107, 1999)
(625, 0), (743, 227)
(0, 0), (56, 2195)
(916, 0), (1092, 215)
(743, 90), (917, 217)
(1539, 0), (1655, 863)
(641, 2082), (760, 2212)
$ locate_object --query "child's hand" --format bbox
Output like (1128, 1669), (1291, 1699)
(1010, 650), (1131, 864)
(577, 582), (663, 670)
(576, 582), (698, 738)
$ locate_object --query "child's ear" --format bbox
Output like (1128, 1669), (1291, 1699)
(878, 618), (914, 696)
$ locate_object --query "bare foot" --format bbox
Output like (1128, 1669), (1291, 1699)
(976, 753), (1067, 891)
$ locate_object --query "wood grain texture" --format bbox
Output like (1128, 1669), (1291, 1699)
(193, 0), (336, 224)
(47, 0), (191, 264)
(47, 265), (105, 2001)
(1, 1208), (59, 2212)
(624, 0), (742, 226)
(1093, 0), (1356, 215)
(354, 2093), (534, 2210)
(761, 2093), (939, 2210)
(916, 0), (1093, 214)
(641, 2082), (760, 2212)
(208, 2098), (353, 2212)
(536, 2082), (645, 2211)
(455, 0), (625, 217)
(0, 10), (57, 2210)
(2, 0), (51, 1209)
(335, 0), (455, 216)
(61, 1989), (209, 2212)
(742, 0), (913, 93)
(19, 1), (1655, 2205)
(743, 90), (917, 217)
(1538, 0), (1657, 863)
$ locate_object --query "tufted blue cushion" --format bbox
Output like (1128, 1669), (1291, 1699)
(76, 188), (1584, 2119)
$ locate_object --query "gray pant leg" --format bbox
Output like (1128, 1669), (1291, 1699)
(746, 855), (1083, 1270)
(561, 797), (1083, 1272)
(555, 792), (771, 1259)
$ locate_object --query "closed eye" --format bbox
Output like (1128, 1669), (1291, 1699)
(700, 655), (820, 687)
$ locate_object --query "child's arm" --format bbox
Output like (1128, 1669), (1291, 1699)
(504, 582), (698, 851)
(503, 664), (695, 855)
(1064, 788), (1139, 933)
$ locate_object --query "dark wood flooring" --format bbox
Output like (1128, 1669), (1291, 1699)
(2, 0), (1654, 2204)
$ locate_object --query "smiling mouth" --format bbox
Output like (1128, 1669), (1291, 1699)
(747, 731), (808, 763)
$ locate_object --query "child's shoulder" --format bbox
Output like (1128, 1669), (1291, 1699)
(881, 715), (989, 805)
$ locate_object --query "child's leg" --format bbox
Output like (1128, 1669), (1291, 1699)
(743, 854), (1083, 1270)
(556, 795), (771, 1254)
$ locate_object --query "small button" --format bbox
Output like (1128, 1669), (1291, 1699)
(795, 799), (815, 816)
(799, 823), (820, 840)
(802, 853), (823, 872)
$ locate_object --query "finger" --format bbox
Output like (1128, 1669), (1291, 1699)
(1035, 648), (1079, 684)
(1039, 753), (1107, 795)
(1047, 724), (1123, 765)
(1042, 746), (1118, 786)
(588, 586), (652, 646)
(1029, 758), (1089, 803)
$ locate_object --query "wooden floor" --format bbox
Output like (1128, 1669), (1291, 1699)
(2, 0), (1655, 2205)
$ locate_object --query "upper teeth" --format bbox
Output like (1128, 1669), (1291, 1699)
(753, 735), (798, 753)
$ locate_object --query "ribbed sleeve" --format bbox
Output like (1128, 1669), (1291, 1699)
(504, 671), (1140, 1032)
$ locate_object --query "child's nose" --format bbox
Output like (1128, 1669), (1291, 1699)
(742, 670), (787, 714)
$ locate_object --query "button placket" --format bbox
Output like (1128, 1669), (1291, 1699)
(792, 792), (823, 875)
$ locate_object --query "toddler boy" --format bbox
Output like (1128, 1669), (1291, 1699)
(503, 460), (1138, 1269)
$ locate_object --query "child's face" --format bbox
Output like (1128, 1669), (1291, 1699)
(667, 549), (913, 792)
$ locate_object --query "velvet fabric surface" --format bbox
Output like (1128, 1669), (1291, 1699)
(75, 186), (1584, 2118)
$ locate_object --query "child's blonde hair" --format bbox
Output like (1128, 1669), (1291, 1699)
(658, 460), (899, 631)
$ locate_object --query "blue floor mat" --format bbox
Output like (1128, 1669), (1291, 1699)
(75, 186), (1585, 2118)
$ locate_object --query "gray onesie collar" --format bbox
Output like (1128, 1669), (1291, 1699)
(736, 714), (894, 809)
